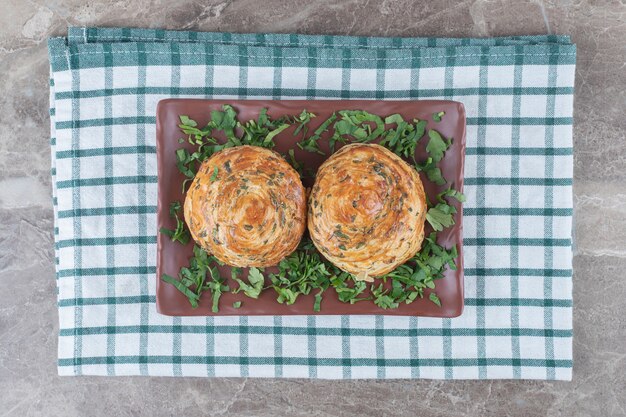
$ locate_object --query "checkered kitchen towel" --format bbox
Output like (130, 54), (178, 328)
(48, 27), (575, 379)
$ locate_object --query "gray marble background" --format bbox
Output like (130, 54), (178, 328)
(1, 0), (624, 416)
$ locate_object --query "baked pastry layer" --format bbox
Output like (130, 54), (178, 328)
(308, 143), (427, 280)
(184, 145), (306, 267)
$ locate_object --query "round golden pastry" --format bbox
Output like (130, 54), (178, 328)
(184, 145), (306, 267)
(308, 143), (427, 280)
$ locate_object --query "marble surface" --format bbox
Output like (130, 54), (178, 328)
(1, 0), (625, 416)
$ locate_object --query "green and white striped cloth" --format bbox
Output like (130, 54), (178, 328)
(48, 27), (575, 379)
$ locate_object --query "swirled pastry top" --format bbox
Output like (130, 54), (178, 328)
(184, 145), (306, 267)
(308, 143), (427, 280)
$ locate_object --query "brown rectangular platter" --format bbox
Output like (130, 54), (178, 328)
(156, 99), (465, 317)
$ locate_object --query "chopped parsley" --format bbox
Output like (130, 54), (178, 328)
(159, 201), (190, 245)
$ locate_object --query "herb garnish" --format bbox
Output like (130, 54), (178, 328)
(432, 111), (445, 122)
(162, 245), (228, 312)
(175, 105), (315, 192)
(161, 106), (463, 312)
(159, 201), (190, 245)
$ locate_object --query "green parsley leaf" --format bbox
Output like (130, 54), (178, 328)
(426, 129), (450, 162)
(432, 111), (445, 122)
(160, 245), (228, 311)
(159, 201), (190, 245)
(313, 291), (323, 312)
(233, 267), (265, 299)
(179, 115), (198, 127)
(232, 301), (242, 309)
(437, 187), (466, 203)
(426, 203), (457, 231)
(429, 292), (442, 307)
(298, 112), (337, 155)
(161, 273), (200, 308)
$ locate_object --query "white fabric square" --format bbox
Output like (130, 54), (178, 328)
(485, 336), (512, 358)
(179, 333), (209, 356)
(78, 67), (106, 91)
(317, 366), (343, 379)
(452, 367), (480, 379)
(113, 213), (141, 236)
(246, 67), (275, 89)
(81, 334), (108, 357)
(110, 124), (138, 147)
(452, 66), (480, 88)
(384, 69), (411, 91)
(484, 244), (512, 269)
(517, 216), (547, 239)
(486, 366), (513, 378)
(417, 336), (444, 358)
(52, 69), (73, 93)
(483, 216), (514, 239)
(459, 95), (479, 118)
(484, 306), (513, 328)
(484, 124), (513, 148)
(418, 67), (446, 90)
(282, 335), (308, 357)
(351, 366), (377, 379)
(522, 65), (550, 87)
(112, 66), (139, 89)
(79, 155), (106, 179)
(383, 338), (410, 359)
(212, 65), (240, 88)
(552, 305), (572, 330)
(518, 245), (548, 269)
(148, 363), (174, 376)
(555, 65), (576, 88)
(485, 184), (511, 207)
(316, 336), (343, 358)
(315, 68), (342, 91)
(519, 154), (547, 178)
(281, 67), (309, 90)
(518, 276), (546, 299)
(145, 65), (173, 87)
(113, 244), (140, 266)
(348, 336), (375, 358)
(519, 125), (547, 147)
(81, 305), (109, 328)
(282, 365), (308, 378)
(111, 152), (140, 177)
(484, 275), (512, 299)
(486, 95), (513, 117)
(111, 94), (138, 118)
(518, 306), (546, 329)
(80, 246), (108, 269)
(115, 303), (142, 327)
(349, 316), (375, 328)
(349, 69), (377, 91)
(247, 334), (276, 357)
(519, 185), (546, 209)
(487, 65), (515, 88)
(384, 367), (412, 379)
(520, 95), (549, 117)
(115, 333), (141, 356)
(246, 365), (275, 377)
(553, 94), (574, 118)
(79, 97), (106, 120)
(518, 336), (546, 361)
(179, 65), (208, 88)
(451, 336), (478, 358)
(484, 155), (512, 178)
